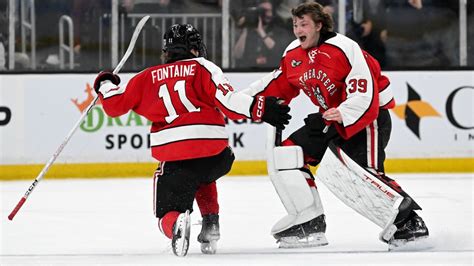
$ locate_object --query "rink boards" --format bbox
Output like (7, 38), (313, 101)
(0, 71), (473, 179)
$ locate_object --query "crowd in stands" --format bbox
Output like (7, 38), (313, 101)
(0, 0), (472, 71)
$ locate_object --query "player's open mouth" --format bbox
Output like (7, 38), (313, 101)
(299, 36), (306, 42)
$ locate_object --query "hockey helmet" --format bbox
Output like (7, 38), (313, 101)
(162, 24), (207, 62)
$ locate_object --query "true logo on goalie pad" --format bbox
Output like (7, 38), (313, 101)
(363, 175), (396, 199)
(335, 147), (396, 200)
(317, 143), (404, 230)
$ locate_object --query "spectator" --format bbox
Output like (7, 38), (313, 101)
(0, 0), (31, 70)
(420, 0), (459, 66)
(346, 0), (388, 67)
(71, 0), (110, 70)
(233, 0), (293, 68)
(314, 0), (388, 67)
(384, 0), (458, 67)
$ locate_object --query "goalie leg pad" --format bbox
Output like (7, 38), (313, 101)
(316, 143), (407, 241)
(301, 167), (324, 216)
(270, 169), (324, 235)
(266, 125), (325, 238)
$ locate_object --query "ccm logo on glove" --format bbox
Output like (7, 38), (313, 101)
(255, 96), (265, 121)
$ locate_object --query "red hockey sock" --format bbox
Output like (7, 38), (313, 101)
(158, 211), (180, 239)
(196, 182), (219, 216)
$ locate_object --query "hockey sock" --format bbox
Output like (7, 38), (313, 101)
(196, 182), (219, 216)
(159, 211), (180, 239)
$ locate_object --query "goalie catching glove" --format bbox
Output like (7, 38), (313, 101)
(251, 96), (291, 129)
(93, 71), (121, 93)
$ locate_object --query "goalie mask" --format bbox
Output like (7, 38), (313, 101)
(163, 24), (207, 63)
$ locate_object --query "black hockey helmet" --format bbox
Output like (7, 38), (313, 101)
(162, 24), (207, 63)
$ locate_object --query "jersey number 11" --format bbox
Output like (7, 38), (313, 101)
(158, 80), (201, 123)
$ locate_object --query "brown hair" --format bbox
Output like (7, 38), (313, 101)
(291, 2), (334, 34)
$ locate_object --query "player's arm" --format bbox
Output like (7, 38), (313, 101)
(325, 38), (379, 139)
(242, 68), (299, 105)
(241, 51), (300, 105)
(196, 59), (291, 129)
(93, 71), (143, 117)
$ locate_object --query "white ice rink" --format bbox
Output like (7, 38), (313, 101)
(1, 174), (473, 265)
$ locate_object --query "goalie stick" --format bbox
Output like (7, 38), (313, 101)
(7, 15), (150, 221)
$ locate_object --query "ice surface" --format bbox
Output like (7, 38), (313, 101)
(1, 174), (473, 265)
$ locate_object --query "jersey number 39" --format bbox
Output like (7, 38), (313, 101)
(347, 78), (367, 94)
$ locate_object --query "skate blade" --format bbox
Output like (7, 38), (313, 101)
(388, 236), (432, 251)
(201, 240), (218, 254)
(278, 232), (328, 249)
(172, 211), (191, 257)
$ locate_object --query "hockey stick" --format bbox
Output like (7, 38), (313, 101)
(275, 128), (282, 146)
(8, 15), (150, 221)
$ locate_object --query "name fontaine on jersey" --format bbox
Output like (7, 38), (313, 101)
(151, 64), (197, 83)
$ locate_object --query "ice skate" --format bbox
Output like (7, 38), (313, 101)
(197, 214), (220, 254)
(171, 210), (191, 257)
(273, 214), (328, 248)
(388, 212), (429, 251)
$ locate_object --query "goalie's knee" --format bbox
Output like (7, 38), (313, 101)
(282, 139), (320, 166)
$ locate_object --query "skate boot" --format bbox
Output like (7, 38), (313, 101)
(273, 214), (328, 248)
(197, 214), (220, 254)
(171, 210), (191, 257)
(388, 211), (429, 250)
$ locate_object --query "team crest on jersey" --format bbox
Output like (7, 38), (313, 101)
(308, 49), (331, 64)
(291, 59), (302, 67)
(308, 50), (317, 64)
(312, 86), (328, 110)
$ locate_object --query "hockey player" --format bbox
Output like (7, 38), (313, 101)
(93, 24), (291, 256)
(243, 2), (429, 249)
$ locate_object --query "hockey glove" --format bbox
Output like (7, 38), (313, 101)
(252, 96), (291, 130)
(93, 71), (121, 93)
(304, 112), (331, 139)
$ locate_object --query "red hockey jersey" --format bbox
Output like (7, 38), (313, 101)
(98, 58), (256, 161)
(243, 33), (395, 139)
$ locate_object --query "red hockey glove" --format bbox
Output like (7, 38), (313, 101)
(251, 96), (291, 130)
(93, 71), (121, 93)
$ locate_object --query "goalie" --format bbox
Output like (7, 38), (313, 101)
(243, 2), (429, 249)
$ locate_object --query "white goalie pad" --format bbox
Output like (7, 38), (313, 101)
(269, 169), (323, 234)
(273, 146), (304, 170)
(267, 126), (323, 235)
(316, 143), (404, 241)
